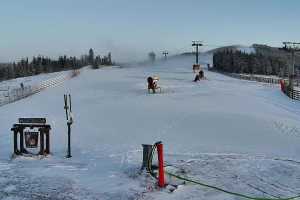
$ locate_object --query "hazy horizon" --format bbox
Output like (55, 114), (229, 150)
(1, 0), (299, 63)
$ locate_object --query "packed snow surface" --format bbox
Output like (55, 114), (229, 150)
(0, 55), (300, 199)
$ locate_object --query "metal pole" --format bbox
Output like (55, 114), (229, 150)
(192, 41), (203, 65)
(69, 94), (72, 112)
(67, 123), (72, 158)
(292, 50), (295, 75)
(282, 42), (300, 91)
(64, 94), (72, 158)
(290, 50), (295, 89)
(64, 95), (68, 121)
(196, 45), (199, 64)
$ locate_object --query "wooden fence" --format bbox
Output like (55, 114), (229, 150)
(222, 72), (281, 84)
(213, 70), (300, 101)
(0, 70), (79, 107)
(289, 89), (300, 100)
(227, 73), (300, 101)
(281, 80), (300, 101)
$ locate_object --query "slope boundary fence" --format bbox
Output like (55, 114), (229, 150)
(0, 70), (79, 107)
(212, 69), (300, 101)
(220, 71), (281, 85)
(214, 70), (300, 101)
(281, 80), (300, 101)
(289, 89), (300, 100)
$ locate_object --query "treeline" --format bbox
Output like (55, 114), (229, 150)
(0, 48), (112, 81)
(213, 50), (289, 77)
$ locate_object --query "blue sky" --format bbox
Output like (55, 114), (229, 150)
(0, 0), (299, 62)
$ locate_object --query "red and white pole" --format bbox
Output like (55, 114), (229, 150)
(157, 142), (165, 187)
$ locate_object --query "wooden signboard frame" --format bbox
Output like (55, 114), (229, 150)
(11, 118), (51, 156)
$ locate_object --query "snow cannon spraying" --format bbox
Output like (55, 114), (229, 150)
(147, 76), (161, 94)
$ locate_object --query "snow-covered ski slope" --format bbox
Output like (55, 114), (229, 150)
(0, 55), (300, 200)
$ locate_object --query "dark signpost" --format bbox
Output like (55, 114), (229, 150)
(11, 118), (51, 156)
(64, 94), (73, 158)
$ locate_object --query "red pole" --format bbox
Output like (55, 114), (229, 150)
(157, 143), (165, 187)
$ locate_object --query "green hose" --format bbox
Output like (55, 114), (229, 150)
(165, 171), (300, 200)
(145, 142), (300, 200)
